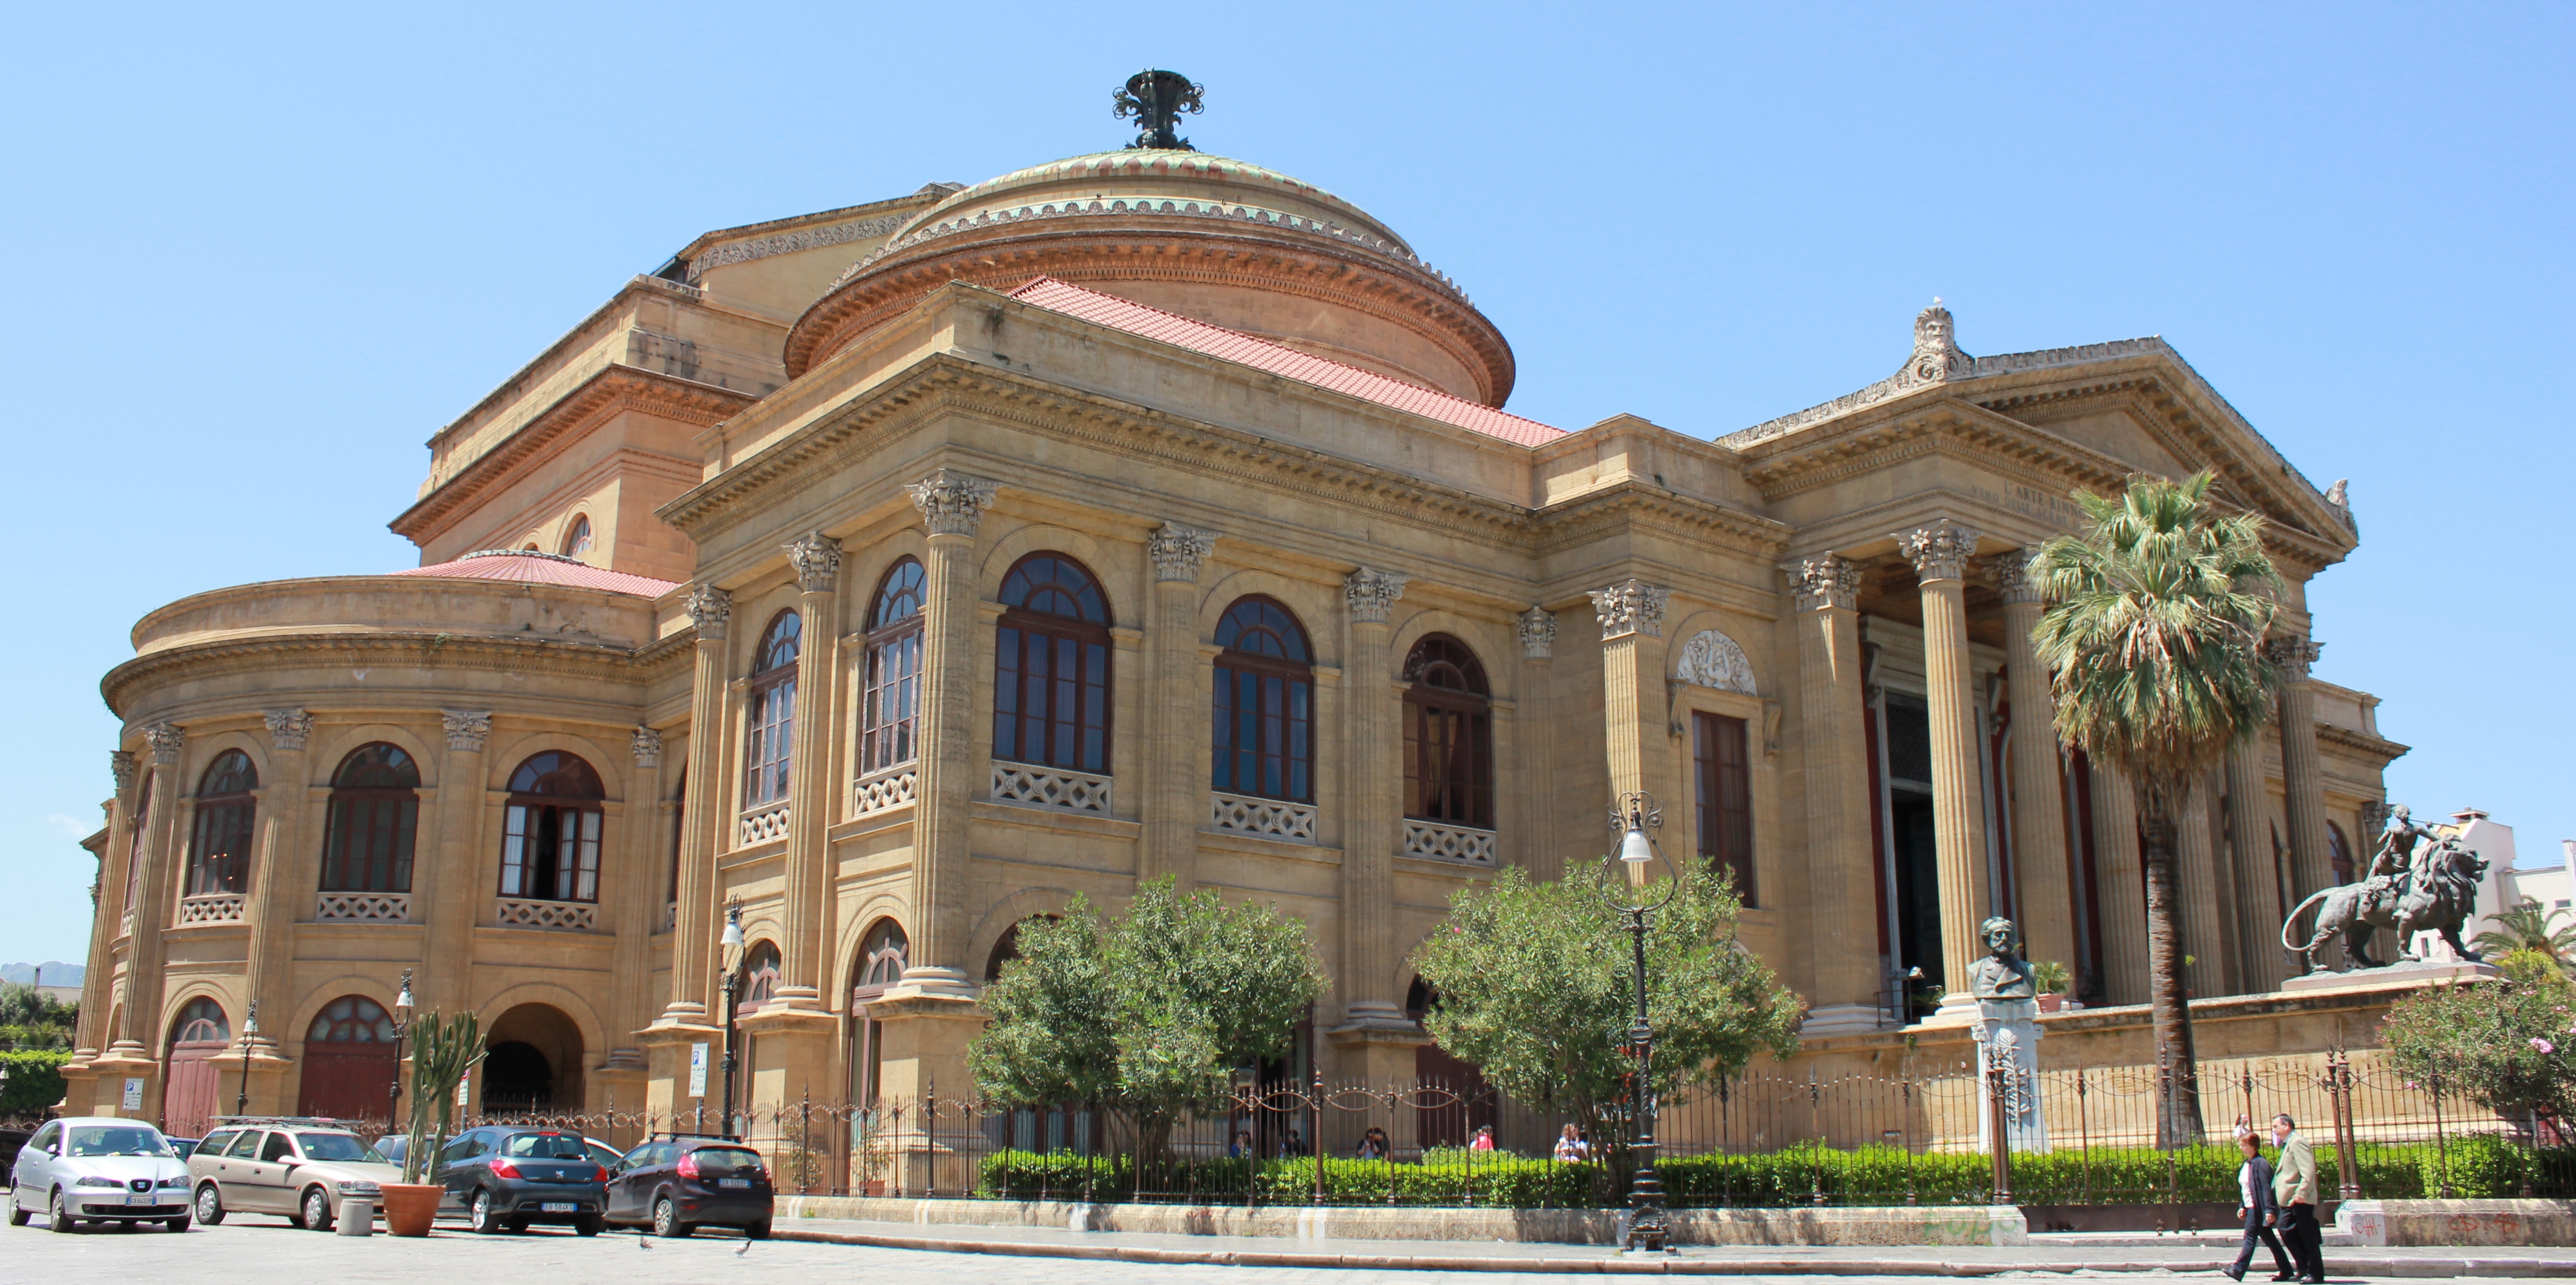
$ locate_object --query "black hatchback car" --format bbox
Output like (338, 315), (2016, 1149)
(434, 1127), (610, 1235)
(605, 1136), (772, 1238)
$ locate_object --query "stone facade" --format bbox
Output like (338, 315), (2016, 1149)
(63, 122), (2409, 1134)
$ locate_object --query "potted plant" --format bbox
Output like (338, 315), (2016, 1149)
(2031, 961), (2072, 1013)
(382, 1011), (485, 1237)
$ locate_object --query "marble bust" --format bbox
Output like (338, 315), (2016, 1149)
(1968, 915), (2037, 1000)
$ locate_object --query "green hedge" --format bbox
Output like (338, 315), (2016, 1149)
(977, 1138), (2568, 1209)
(0, 1051), (67, 1117)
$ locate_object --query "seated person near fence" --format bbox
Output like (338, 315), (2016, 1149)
(1228, 1130), (1252, 1159)
(1355, 1126), (1390, 1160)
(1470, 1125), (1496, 1151)
(1553, 1124), (1589, 1162)
(1278, 1129), (1311, 1158)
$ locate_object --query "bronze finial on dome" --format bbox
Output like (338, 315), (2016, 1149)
(1113, 69), (1204, 151)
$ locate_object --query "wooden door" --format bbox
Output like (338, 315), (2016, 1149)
(162, 1041), (226, 1138)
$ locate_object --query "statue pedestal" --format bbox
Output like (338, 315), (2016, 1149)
(2282, 959), (2498, 995)
(1971, 997), (2048, 1155)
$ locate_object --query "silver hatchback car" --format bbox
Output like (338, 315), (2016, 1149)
(7, 1118), (193, 1232)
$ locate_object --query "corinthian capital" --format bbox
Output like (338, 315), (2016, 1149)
(441, 710), (493, 753)
(631, 725), (665, 769)
(1517, 606), (1558, 660)
(2264, 635), (2325, 679)
(683, 583), (732, 638)
(905, 468), (999, 537)
(1897, 521), (1982, 583)
(1343, 567), (1408, 625)
(1990, 548), (2043, 606)
(1147, 523), (1218, 583)
(109, 750), (137, 791)
(1588, 578), (1672, 641)
(1791, 555), (1861, 613)
(784, 531), (843, 593)
(142, 722), (185, 765)
(263, 708), (314, 753)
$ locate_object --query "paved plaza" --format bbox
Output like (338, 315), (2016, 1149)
(8, 1214), (2574, 1284)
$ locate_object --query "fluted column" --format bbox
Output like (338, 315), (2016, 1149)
(1994, 553), (2076, 985)
(75, 751), (140, 1059)
(1790, 555), (1878, 1034)
(243, 709), (315, 1054)
(114, 723), (187, 1054)
(1338, 567), (1408, 1025)
(421, 710), (492, 1013)
(602, 727), (663, 1070)
(2173, 772), (2233, 996)
(1144, 525), (1217, 883)
(1587, 580), (1669, 809)
(659, 587), (731, 1025)
(2089, 762), (2150, 1006)
(778, 532), (842, 1008)
(2269, 636), (2332, 903)
(1516, 606), (1560, 880)
(1899, 522), (1989, 1018)
(900, 469), (998, 994)
(2224, 744), (2284, 993)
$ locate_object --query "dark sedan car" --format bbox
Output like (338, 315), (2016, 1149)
(433, 1127), (609, 1235)
(605, 1137), (771, 1239)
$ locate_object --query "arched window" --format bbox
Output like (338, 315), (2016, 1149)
(187, 750), (259, 897)
(1403, 636), (1492, 828)
(744, 610), (800, 809)
(853, 919), (910, 997)
(861, 559), (926, 775)
(1211, 597), (1313, 802)
(125, 771), (154, 910)
(500, 752), (605, 903)
(741, 940), (782, 1004)
(983, 914), (1059, 983)
(320, 743), (421, 894)
(171, 998), (229, 1045)
(2328, 821), (2353, 886)
(561, 514), (593, 556)
(993, 554), (1112, 773)
(308, 995), (395, 1044)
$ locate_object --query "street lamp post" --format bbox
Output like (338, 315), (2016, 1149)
(233, 1000), (260, 1118)
(388, 969), (415, 1132)
(1606, 790), (1680, 1254)
(719, 896), (745, 1140)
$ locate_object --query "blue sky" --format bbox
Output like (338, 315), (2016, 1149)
(3, 3), (2568, 966)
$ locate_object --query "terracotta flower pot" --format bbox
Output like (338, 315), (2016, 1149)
(2037, 993), (2064, 1014)
(380, 1184), (441, 1238)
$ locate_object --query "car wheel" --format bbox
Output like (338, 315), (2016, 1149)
(8, 1191), (29, 1227)
(469, 1188), (501, 1235)
(47, 1190), (74, 1234)
(744, 1220), (771, 1240)
(300, 1186), (335, 1232)
(573, 1215), (604, 1237)
(650, 1195), (690, 1238)
(164, 1217), (190, 1233)
(193, 1184), (225, 1226)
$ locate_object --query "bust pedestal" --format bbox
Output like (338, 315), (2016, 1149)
(1971, 996), (2048, 1155)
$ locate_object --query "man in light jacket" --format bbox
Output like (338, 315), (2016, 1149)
(2270, 1113), (2325, 1283)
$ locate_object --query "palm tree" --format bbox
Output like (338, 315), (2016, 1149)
(2472, 899), (2576, 977)
(2030, 471), (2282, 1149)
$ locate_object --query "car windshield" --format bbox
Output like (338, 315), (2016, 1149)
(296, 1133), (385, 1163)
(689, 1147), (764, 1176)
(502, 1133), (589, 1160)
(65, 1126), (173, 1158)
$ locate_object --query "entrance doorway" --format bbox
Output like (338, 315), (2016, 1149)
(162, 1000), (229, 1138)
(296, 995), (397, 1123)
(1881, 695), (1944, 1017)
(484, 1004), (584, 1113)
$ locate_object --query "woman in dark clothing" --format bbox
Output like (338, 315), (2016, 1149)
(2224, 1130), (2295, 1281)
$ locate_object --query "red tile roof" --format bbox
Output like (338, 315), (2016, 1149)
(1006, 277), (1562, 447)
(392, 550), (680, 598)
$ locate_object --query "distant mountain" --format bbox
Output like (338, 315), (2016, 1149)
(1, 962), (84, 986)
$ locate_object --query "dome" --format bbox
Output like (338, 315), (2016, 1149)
(783, 150), (1515, 406)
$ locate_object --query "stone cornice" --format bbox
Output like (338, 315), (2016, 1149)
(1737, 398), (2134, 504)
(103, 630), (662, 721)
(427, 275), (708, 451)
(2316, 722), (2409, 764)
(1531, 482), (1791, 564)
(392, 364), (755, 544)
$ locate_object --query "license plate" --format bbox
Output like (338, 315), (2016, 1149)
(718, 1178), (751, 1189)
(539, 1202), (577, 1212)
(126, 1194), (159, 1206)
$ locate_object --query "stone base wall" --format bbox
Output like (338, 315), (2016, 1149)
(2336, 1199), (2576, 1247)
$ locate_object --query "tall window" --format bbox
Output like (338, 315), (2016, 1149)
(1692, 711), (1755, 904)
(187, 750), (259, 897)
(1403, 636), (1491, 827)
(500, 752), (604, 903)
(853, 919), (910, 995)
(1212, 597), (1313, 801)
(171, 998), (229, 1044)
(125, 771), (154, 910)
(308, 995), (395, 1044)
(561, 514), (593, 556)
(744, 610), (800, 807)
(993, 554), (1112, 773)
(861, 559), (925, 774)
(741, 941), (782, 1004)
(320, 743), (420, 893)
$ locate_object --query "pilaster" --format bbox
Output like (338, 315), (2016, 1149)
(1994, 553), (2075, 987)
(605, 725), (665, 1070)
(425, 710), (492, 1013)
(1586, 576), (1669, 807)
(780, 530), (842, 1009)
(1898, 522), (1989, 1022)
(1337, 566), (1407, 1026)
(1144, 523), (1217, 883)
(114, 722), (186, 1055)
(1515, 605), (1559, 879)
(242, 708), (315, 1057)
(660, 583), (732, 1026)
(1789, 555), (1878, 1034)
(896, 468), (996, 998)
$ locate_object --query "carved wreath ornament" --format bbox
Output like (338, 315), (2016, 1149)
(1673, 630), (1758, 697)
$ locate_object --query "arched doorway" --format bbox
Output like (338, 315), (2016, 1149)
(162, 999), (229, 1138)
(484, 1003), (584, 1114)
(297, 995), (397, 1123)
(1407, 977), (1495, 1148)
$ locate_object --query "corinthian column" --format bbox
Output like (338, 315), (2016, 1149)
(1338, 567), (1408, 1026)
(1790, 555), (1878, 1034)
(72, 751), (139, 1059)
(2088, 762), (2150, 1006)
(1994, 553), (2075, 987)
(423, 709), (491, 1013)
(243, 709), (315, 1054)
(113, 723), (187, 1056)
(658, 586), (731, 1026)
(1143, 525), (1216, 884)
(776, 532), (842, 1008)
(1587, 578), (1670, 806)
(2269, 636), (2331, 904)
(2173, 772), (2234, 996)
(900, 468), (997, 995)
(2224, 743), (2284, 993)
(1898, 522), (1989, 1019)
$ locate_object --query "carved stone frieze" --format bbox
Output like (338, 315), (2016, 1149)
(632, 725), (665, 768)
(784, 531), (843, 593)
(1792, 555), (1861, 613)
(264, 708), (314, 753)
(683, 583), (733, 638)
(1343, 567), (1408, 625)
(1517, 606), (1557, 660)
(685, 212), (917, 280)
(142, 722), (185, 765)
(1897, 521), (1983, 583)
(906, 468), (1000, 537)
(1147, 523), (1219, 583)
(441, 710), (493, 753)
(109, 750), (137, 791)
(1588, 578), (1671, 641)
